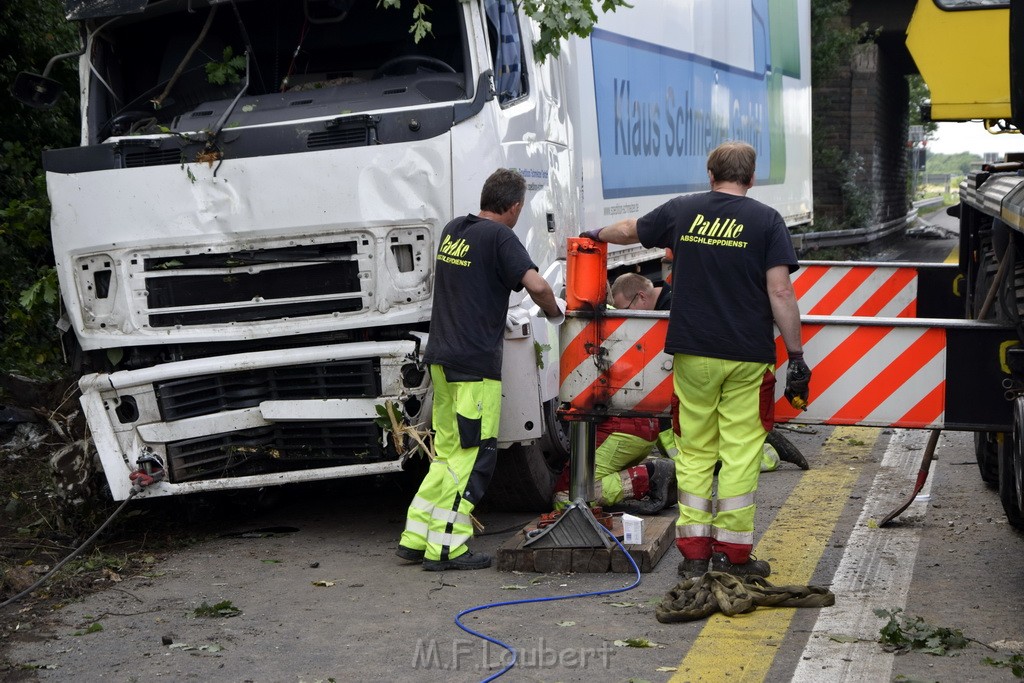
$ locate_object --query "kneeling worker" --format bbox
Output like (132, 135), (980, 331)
(552, 272), (676, 515)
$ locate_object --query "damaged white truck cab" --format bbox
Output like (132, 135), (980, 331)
(28, 0), (811, 507)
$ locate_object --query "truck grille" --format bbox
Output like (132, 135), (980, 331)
(154, 359), (380, 421)
(165, 420), (386, 482)
(123, 148), (183, 167)
(143, 241), (363, 327)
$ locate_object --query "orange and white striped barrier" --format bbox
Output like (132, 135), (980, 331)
(559, 242), (1006, 431)
(773, 318), (946, 428)
(794, 263), (918, 317)
(793, 261), (962, 318)
(559, 312), (1017, 431)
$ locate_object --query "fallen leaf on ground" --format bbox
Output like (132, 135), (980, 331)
(614, 638), (664, 648)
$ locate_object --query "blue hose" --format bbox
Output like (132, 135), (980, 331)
(453, 522), (643, 682)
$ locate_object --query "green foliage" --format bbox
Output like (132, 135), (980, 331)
(907, 75), (937, 137)
(0, 173), (65, 376)
(534, 341), (550, 369)
(519, 0), (632, 63)
(812, 144), (872, 232)
(983, 653), (1024, 678)
(380, 0), (631, 62)
(875, 607), (970, 656)
(810, 0), (876, 234)
(409, 0), (433, 42)
(19, 268), (60, 310)
(379, 0), (434, 42)
(927, 151), (982, 175)
(810, 0), (868, 85)
(71, 622), (104, 636)
(205, 46), (246, 85)
(0, 0), (79, 378)
(192, 600), (243, 618)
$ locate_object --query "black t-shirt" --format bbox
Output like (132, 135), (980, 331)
(423, 214), (538, 379)
(637, 191), (798, 363)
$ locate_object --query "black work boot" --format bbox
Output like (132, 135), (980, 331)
(643, 458), (675, 507)
(710, 552), (771, 578)
(766, 430), (810, 470)
(423, 550), (492, 571)
(613, 458), (677, 515)
(396, 545), (425, 564)
(677, 557), (709, 578)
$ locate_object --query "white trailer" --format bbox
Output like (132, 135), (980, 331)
(21, 0), (812, 507)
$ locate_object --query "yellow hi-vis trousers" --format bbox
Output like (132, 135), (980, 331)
(400, 365), (501, 562)
(671, 353), (774, 564)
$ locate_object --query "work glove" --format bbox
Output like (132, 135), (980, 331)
(579, 228), (604, 242)
(529, 297), (567, 325)
(506, 306), (532, 334)
(547, 297), (567, 325)
(784, 352), (811, 411)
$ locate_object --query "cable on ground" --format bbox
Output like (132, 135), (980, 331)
(0, 488), (141, 610)
(454, 523), (641, 682)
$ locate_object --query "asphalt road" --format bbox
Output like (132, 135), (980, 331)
(5, 211), (1023, 682)
(880, 203), (960, 264)
(4, 426), (1023, 682)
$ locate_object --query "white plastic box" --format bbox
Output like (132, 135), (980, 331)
(621, 513), (644, 544)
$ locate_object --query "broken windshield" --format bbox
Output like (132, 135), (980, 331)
(84, 0), (470, 141)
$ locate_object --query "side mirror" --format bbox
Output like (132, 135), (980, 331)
(11, 72), (64, 109)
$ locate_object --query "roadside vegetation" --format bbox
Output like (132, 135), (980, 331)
(0, 0), (79, 381)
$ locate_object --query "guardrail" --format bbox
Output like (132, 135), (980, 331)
(790, 196), (947, 253)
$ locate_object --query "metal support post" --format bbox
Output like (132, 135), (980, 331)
(568, 420), (596, 503)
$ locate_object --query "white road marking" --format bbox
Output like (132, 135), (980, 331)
(791, 428), (936, 682)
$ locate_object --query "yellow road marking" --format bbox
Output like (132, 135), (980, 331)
(670, 426), (878, 683)
(944, 245), (958, 264)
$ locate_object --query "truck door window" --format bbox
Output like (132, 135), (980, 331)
(484, 0), (528, 105)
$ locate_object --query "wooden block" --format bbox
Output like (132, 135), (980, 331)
(533, 547), (611, 573)
(610, 513), (675, 573)
(495, 510), (676, 573)
(496, 540), (535, 572)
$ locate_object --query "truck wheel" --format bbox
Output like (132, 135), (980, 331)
(974, 432), (1000, 489)
(999, 400), (1024, 530)
(484, 441), (556, 512)
(539, 400), (570, 471)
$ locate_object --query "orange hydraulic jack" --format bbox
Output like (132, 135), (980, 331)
(524, 237), (614, 549)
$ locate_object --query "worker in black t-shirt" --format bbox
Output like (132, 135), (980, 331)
(398, 168), (565, 571)
(582, 141), (812, 579)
